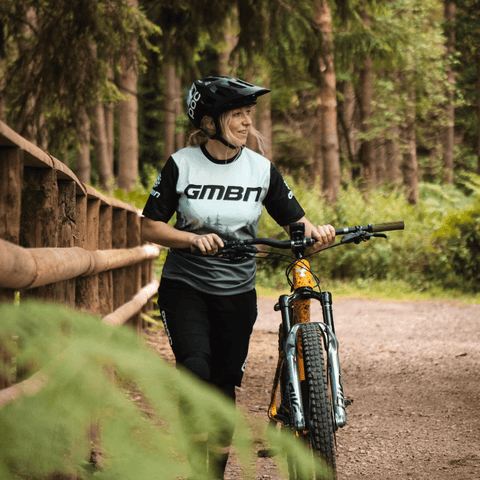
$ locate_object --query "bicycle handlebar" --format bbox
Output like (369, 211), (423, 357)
(335, 221), (405, 235)
(222, 221), (405, 251)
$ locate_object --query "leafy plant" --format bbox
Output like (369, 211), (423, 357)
(0, 302), (333, 479)
(257, 177), (480, 294)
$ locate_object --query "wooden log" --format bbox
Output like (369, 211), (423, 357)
(0, 238), (160, 290)
(112, 209), (127, 310)
(0, 120), (85, 192)
(126, 212), (142, 330)
(102, 279), (159, 327)
(75, 193), (87, 248)
(0, 147), (23, 244)
(57, 180), (77, 305)
(98, 205), (113, 315)
(0, 370), (49, 409)
(76, 199), (100, 313)
(0, 147), (22, 388)
(0, 147), (23, 304)
(86, 245), (160, 276)
(20, 167), (59, 301)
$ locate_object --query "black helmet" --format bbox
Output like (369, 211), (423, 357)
(186, 76), (270, 129)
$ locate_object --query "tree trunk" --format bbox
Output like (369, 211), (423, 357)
(316, 0), (341, 203)
(105, 63), (115, 169)
(477, 44), (480, 175)
(76, 105), (91, 184)
(358, 11), (375, 187)
(442, 0), (455, 184)
(93, 102), (114, 191)
(117, 0), (139, 192)
(15, 8), (39, 143)
(218, 12), (238, 77)
(163, 63), (177, 163)
(311, 103), (324, 187)
(256, 77), (273, 161)
(0, 58), (6, 120)
(359, 54), (375, 186)
(104, 102), (115, 172)
(175, 73), (185, 151)
(385, 126), (401, 184)
(338, 81), (358, 179)
(375, 138), (387, 184)
(402, 86), (418, 205)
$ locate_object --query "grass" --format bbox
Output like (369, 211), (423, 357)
(256, 279), (480, 306)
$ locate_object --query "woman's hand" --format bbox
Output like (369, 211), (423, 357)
(189, 233), (224, 255)
(309, 224), (336, 252)
(284, 217), (336, 252)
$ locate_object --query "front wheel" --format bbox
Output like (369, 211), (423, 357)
(284, 323), (336, 479)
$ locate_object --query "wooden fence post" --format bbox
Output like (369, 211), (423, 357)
(112, 209), (127, 311)
(57, 180), (77, 306)
(98, 205), (113, 315)
(126, 211), (142, 332)
(0, 147), (23, 303)
(0, 147), (23, 389)
(20, 167), (59, 301)
(76, 198), (100, 313)
(75, 192), (87, 248)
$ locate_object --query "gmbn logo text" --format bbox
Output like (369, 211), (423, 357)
(185, 184), (262, 202)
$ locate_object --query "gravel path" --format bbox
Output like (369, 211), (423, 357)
(231, 297), (480, 479)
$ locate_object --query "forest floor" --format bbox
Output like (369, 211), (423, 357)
(146, 297), (480, 479)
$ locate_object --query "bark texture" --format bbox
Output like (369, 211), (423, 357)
(316, 0), (341, 203)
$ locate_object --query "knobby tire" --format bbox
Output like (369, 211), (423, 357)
(283, 323), (336, 480)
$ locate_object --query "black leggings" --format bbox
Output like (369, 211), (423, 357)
(157, 277), (258, 399)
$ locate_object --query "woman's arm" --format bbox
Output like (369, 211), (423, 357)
(142, 217), (224, 255)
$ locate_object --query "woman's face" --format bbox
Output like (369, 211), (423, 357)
(226, 106), (254, 146)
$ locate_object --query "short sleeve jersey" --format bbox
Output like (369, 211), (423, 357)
(143, 144), (305, 295)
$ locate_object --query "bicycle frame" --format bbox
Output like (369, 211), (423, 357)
(273, 257), (346, 432)
(219, 221), (403, 436)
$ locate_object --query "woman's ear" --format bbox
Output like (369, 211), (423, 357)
(201, 116), (216, 135)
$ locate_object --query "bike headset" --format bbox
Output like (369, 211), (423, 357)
(186, 76), (270, 150)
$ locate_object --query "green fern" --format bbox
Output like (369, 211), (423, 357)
(0, 302), (333, 480)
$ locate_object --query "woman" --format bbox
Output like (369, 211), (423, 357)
(142, 76), (335, 479)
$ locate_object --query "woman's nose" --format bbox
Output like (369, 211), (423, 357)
(242, 113), (252, 125)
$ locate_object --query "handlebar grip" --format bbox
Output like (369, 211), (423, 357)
(370, 221), (405, 233)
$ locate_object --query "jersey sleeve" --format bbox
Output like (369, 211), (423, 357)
(142, 156), (180, 223)
(263, 163), (305, 227)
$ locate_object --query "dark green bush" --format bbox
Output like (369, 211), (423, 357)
(429, 199), (480, 293)
(257, 175), (480, 294)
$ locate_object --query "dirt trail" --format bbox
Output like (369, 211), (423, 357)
(238, 298), (480, 479)
(151, 297), (480, 479)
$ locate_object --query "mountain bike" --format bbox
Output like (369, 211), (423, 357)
(214, 220), (405, 479)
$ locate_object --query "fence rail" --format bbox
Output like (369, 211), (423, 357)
(0, 119), (160, 396)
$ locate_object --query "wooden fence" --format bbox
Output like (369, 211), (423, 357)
(0, 119), (160, 401)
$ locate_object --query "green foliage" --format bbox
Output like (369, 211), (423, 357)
(0, 302), (334, 480)
(341, 0), (451, 157)
(1, 0), (160, 151)
(100, 163), (160, 209)
(272, 126), (315, 179)
(453, 0), (480, 152)
(429, 173), (480, 292)
(257, 175), (480, 295)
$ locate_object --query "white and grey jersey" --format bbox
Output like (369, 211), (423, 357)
(143, 144), (305, 295)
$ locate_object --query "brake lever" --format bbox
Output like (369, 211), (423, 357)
(213, 245), (259, 261)
(341, 232), (387, 245)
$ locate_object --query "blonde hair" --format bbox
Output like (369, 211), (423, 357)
(187, 110), (268, 156)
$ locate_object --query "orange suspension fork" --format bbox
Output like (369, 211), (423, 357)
(291, 258), (314, 383)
